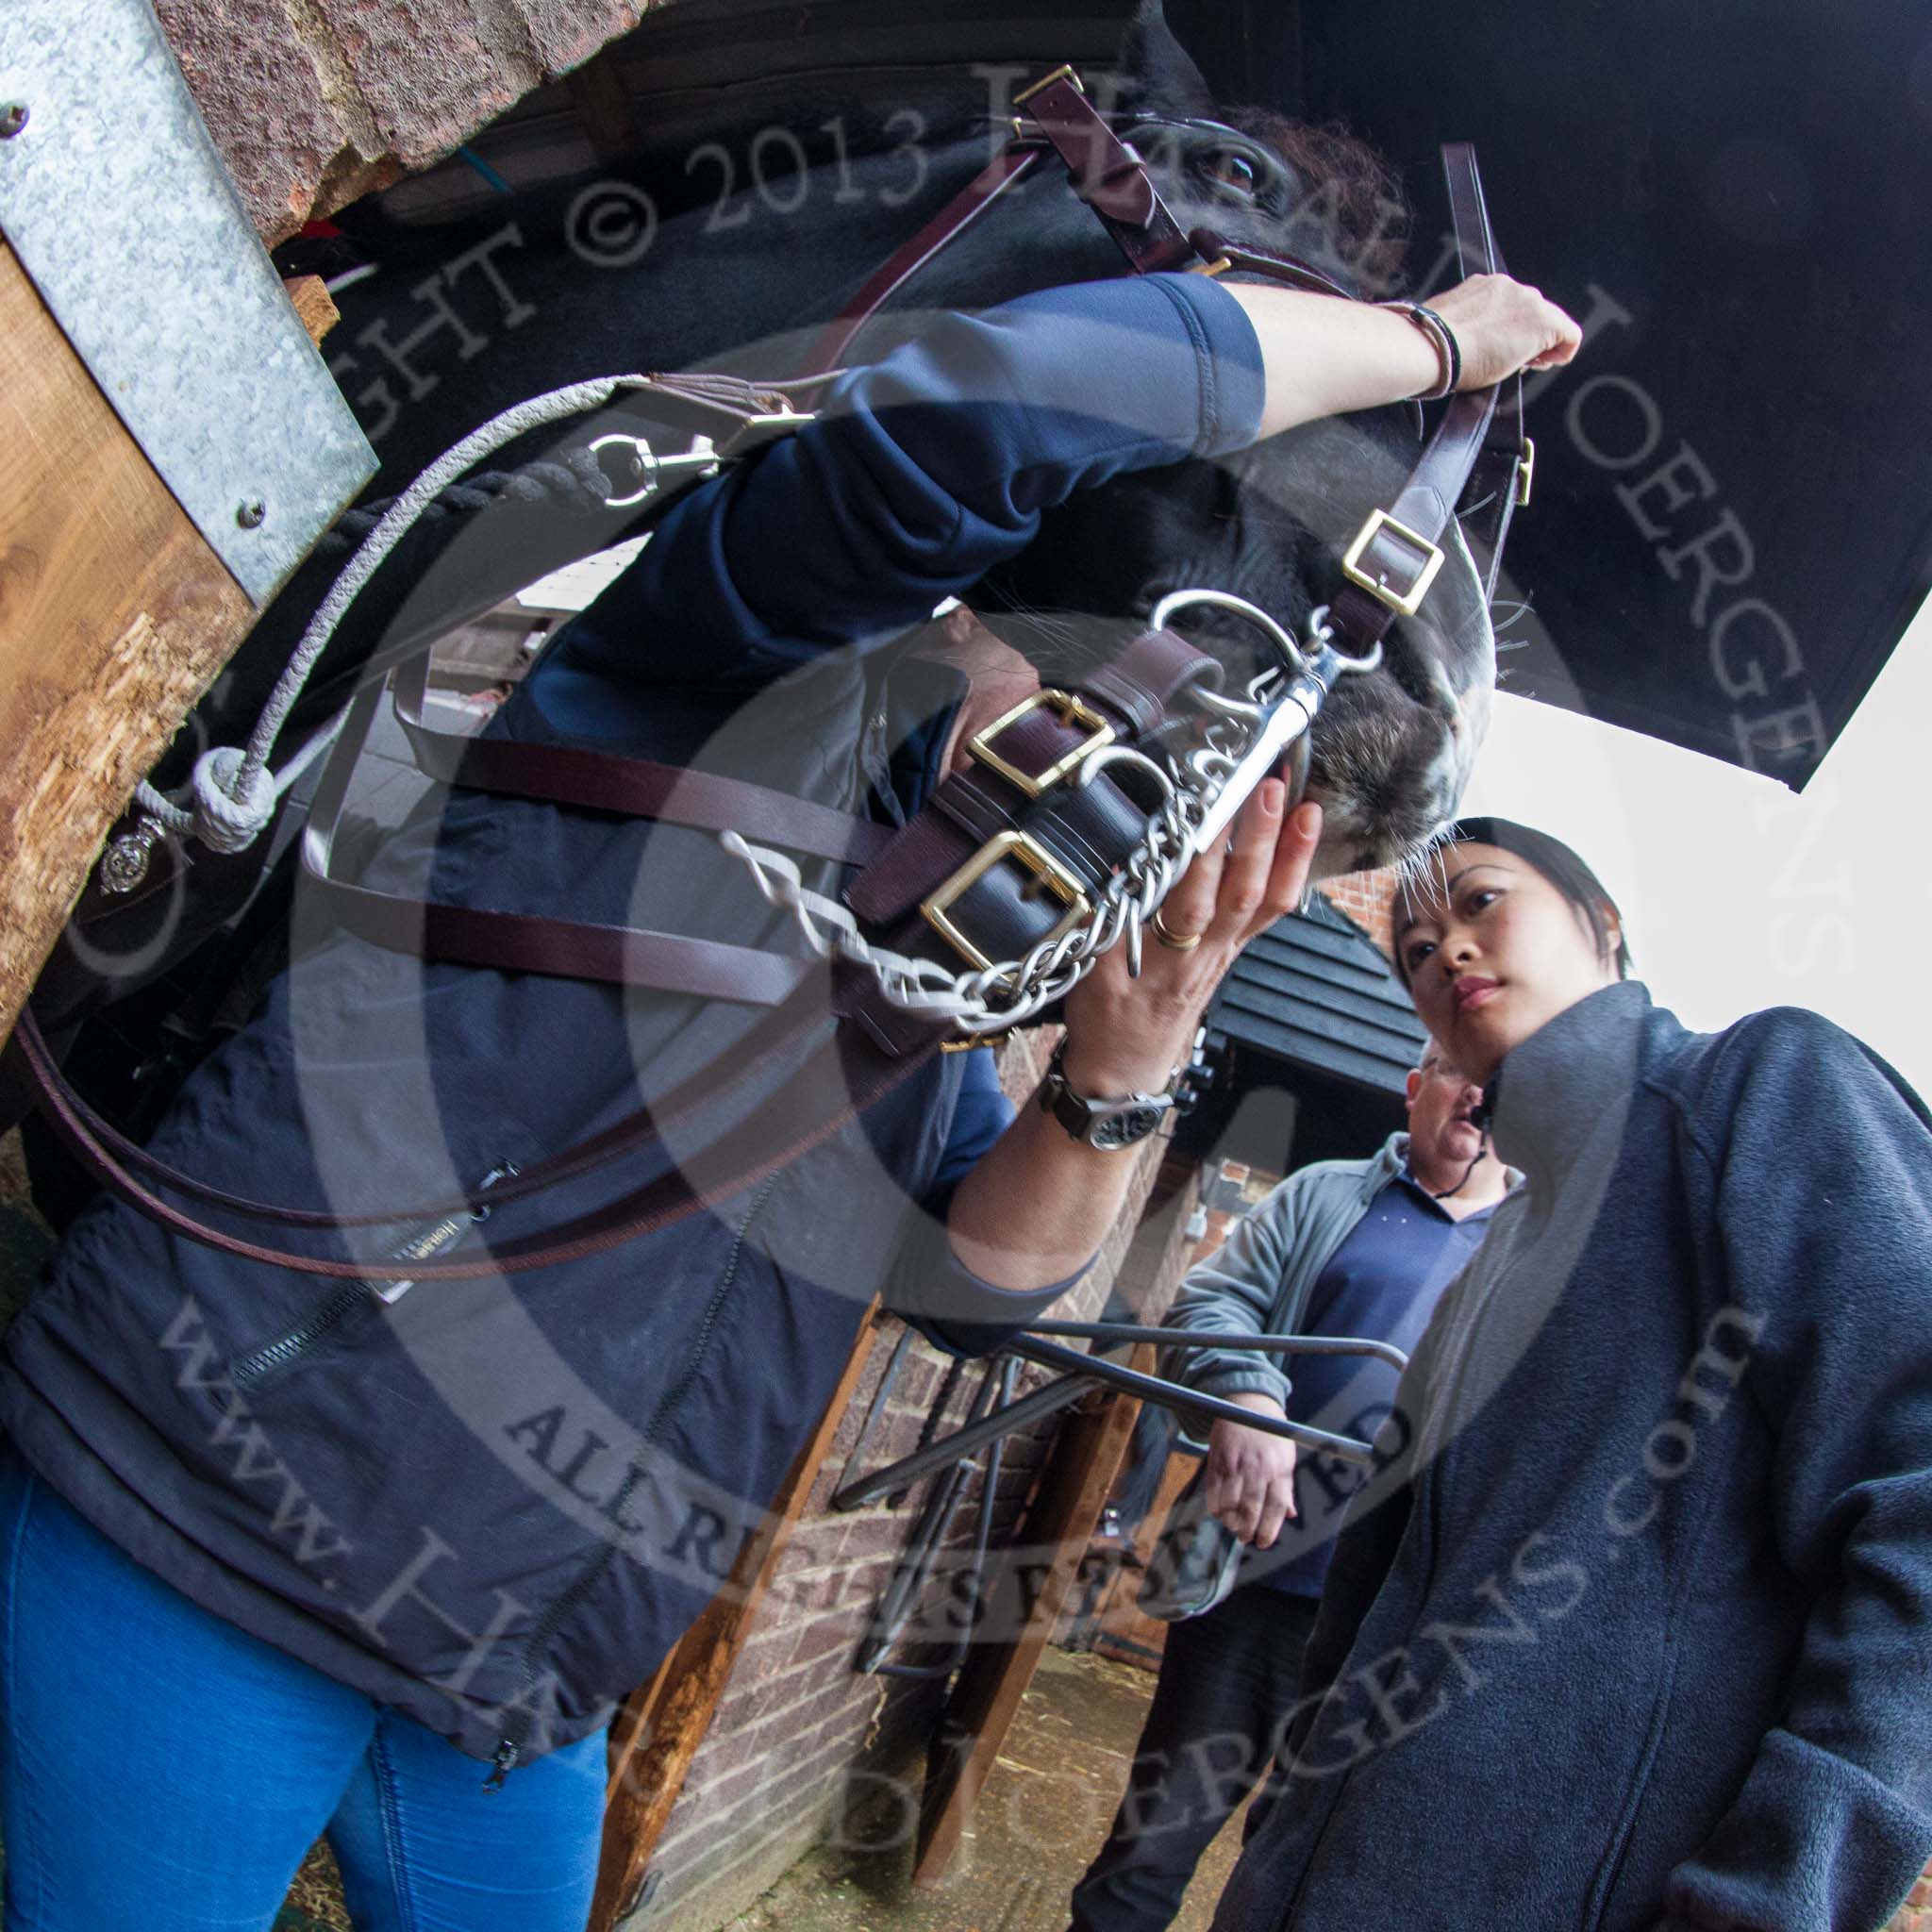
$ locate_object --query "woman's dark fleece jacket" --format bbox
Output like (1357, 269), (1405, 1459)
(1211, 979), (1932, 1932)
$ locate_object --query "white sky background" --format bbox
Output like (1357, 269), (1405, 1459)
(1456, 588), (1931, 1099)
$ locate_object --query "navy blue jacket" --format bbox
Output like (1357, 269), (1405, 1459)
(1212, 981), (1932, 1932)
(0, 273), (1266, 1774)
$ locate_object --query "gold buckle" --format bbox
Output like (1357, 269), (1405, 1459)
(922, 830), (1092, 972)
(1341, 508), (1446, 617)
(1013, 63), (1083, 108)
(1515, 437), (1536, 508)
(967, 690), (1115, 797)
(1188, 256), (1233, 278)
(941, 1030), (1012, 1054)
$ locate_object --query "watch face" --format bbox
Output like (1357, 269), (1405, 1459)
(1093, 1105), (1163, 1150)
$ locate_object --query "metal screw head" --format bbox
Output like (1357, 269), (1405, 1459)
(236, 498), (266, 529)
(100, 820), (162, 894)
(0, 103), (28, 139)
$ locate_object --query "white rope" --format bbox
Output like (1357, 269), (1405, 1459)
(134, 375), (658, 855)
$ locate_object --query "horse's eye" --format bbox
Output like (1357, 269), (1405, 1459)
(1207, 150), (1260, 198)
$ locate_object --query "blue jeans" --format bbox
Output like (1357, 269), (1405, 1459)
(0, 1440), (608, 1930)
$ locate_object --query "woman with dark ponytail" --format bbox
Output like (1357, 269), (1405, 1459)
(1214, 816), (1932, 1932)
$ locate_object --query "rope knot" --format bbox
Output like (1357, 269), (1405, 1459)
(191, 746), (276, 855)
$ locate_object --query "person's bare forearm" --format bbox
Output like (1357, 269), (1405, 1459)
(1224, 275), (1583, 438)
(943, 1086), (1168, 1291)
(1225, 285), (1440, 436)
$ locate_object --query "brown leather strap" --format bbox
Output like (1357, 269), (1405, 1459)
(1080, 625), (1225, 740)
(839, 627), (1216, 1063)
(1324, 143), (1517, 657)
(7, 995), (936, 1279)
(301, 678), (814, 1003)
(854, 633), (1197, 935)
(391, 654), (889, 868)
(1438, 141), (1524, 602)
(1015, 74), (1197, 275)
(1186, 226), (1358, 302)
(799, 142), (1045, 381)
(7, 963), (888, 1234)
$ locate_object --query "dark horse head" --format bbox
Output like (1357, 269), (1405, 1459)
(274, 1), (1491, 871)
(52, 2), (1495, 1058)
(920, 7), (1496, 875)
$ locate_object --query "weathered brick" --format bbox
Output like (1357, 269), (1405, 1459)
(1319, 871), (1398, 956)
(784, 1605), (871, 1672)
(154, 0), (652, 243)
(836, 1508), (916, 1562)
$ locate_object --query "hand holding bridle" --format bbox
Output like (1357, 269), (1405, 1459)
(1429, 272), (1582, 390)
(1058, 782), (1321, 1097)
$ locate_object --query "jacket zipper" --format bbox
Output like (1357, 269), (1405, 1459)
(483, 1173), (780, 1791)
(228, 1163), (516, 1391)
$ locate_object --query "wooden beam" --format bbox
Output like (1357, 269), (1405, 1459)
(912, 1344), (1154, 1886)
(590, 1305), (885, 1930)
(281, 275), (341, 344)
(0, 242), (256, 1042)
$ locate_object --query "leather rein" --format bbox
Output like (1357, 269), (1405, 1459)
(6, 65), (1531, 1279)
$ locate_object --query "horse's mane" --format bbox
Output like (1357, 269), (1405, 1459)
(1223, 108), (1411, 297)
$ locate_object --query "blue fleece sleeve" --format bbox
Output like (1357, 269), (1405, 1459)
(531, 272), (1265, 701)
(1658, 1012), (1932, 1932)
(1160, 1174), (1307, 1421)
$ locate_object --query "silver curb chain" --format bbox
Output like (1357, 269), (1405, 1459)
(721, 595), (1381, 1035)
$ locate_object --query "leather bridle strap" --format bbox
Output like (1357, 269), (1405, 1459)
(298, 675), (818, 1002)
(1013, 68), (1198, 274)
(801, 69), (1205, 381)
(1320, 142), (1515, 657)
(388, 652), (890, 868)
(4, 947), (882, 1233)
(800, 141), (1046, 382)
(1439, 142), (1526, 601)
(5, 995), (935, 1278)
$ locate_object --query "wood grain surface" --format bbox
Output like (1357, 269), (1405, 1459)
(0, 241), (257, 1041)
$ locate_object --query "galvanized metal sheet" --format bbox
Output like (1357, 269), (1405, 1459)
(0, 0), (374, 606)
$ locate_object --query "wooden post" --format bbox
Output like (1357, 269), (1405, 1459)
(0, 242), (257, 1040)
(912, 1344), (1153, 1886)
(590, 1306), (884, 1929)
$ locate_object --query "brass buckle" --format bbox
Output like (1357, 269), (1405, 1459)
(941, 1030), (1011, 1054)
(922, 830), (1092, 972)
(967, 690), (1115, 796)
(1188, 256), (1233, 278)
(1341, 508), (1446, 617)
(1013, 63), (1083, 108)
(1515, 436), (1536, 508)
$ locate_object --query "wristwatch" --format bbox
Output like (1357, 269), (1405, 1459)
(1039, 1041), (1178, 1152)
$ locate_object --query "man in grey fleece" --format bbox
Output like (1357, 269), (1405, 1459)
(1068, 1045), (1515, 1932)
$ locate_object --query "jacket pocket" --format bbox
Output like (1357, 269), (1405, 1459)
(226, 1163), (515, 1393)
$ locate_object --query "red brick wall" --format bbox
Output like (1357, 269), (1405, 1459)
(1318, 870), (1400, 959)
(155, 0), (653, 242)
